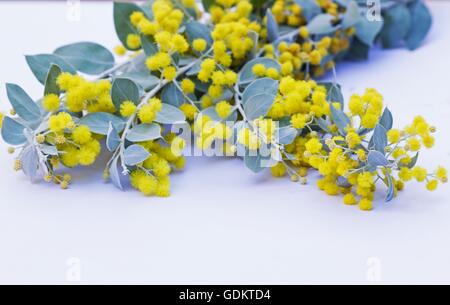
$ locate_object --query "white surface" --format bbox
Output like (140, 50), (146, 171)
(0, 1), (449, 284)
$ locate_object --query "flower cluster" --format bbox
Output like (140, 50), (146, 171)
(0, 0), (443, 210)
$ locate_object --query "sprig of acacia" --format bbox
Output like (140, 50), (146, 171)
(0, 0), (446, 210)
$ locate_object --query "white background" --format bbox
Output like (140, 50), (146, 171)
(0, 1), (449, 284)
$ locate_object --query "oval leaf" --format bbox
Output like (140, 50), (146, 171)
(330, 103), (350, 135)
(307, 14), (339, 35)
(161, 83), (185, 107)
(6, 83), (42, 125)
(371, 124), (388, 153)
(126, 123), (161, 142)
(25, 54), (76, 84)
(79, 112), (125, 135)
(406, 1), (432, 50)
(368, 150), (389, 168)
(54, 42), (115, 75)
(109, 157), (124, 190)
(239, 58), (281, 85)
(185, 21), (213, 48)
(113, 2), (144, 50)
(111, 78), (140, 109)
(106, 122), (121, 152)
(154, 103), (186, 124)
(1, 117), (28, 145)
(244, 93), (276, 121)
(380, 4), (412, 48)
(44, 64), (62, 96)
(266, 9), (279, 42)
(242, 78), (279, 106)
(123, 144), (150, 166)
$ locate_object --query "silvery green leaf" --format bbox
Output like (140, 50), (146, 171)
(368, 150), (389, 167)
(201, 0), (214, 11)
(244, 93), (276, 121)
(345, 38), (370, 61)
(284, 152), (297, 161)
(406, 152), (419, 169)
(161, 83), (185, 107)
(278, 127), (298, 145)
(185, 21), (213, 49)
(21, 146), (39, 182)
(123, 144), (150, 166)
(307, 14), (339, 35)
(248, 31), (259, 58)
(380, 4), (412, 48)
(406, 1), (432, 50)
(44, 64), (62, 96)
(371, 124), (388, 153)
(154, 103), (186, 124)
(1, 117), (28, 145)
(79, 112), (126, 135)
(6, 83), (42, 126)
(25, 54), (76, 84)
(341, 1), (361, 29)
(242, 78), (279, 106)
(355, 15), (384, 46)
(54, 42), (115, 75)
(379, 108), (393, 131)
(111, 77), (140, 109)
(119, 71), (159, 91)
(106, 122), (121, 152)
(316, 118), (330, 133)
(113, 2), (144, 50)
(141, 34), (158, 57)
(385, 172), (395, 202)
(186, 61), (202, 76)
(266, 9), (279, 42)
(109, 157), (124, 190)
(40, 144), (58, 156)
(126, 123), (161, 142)
(239, 58), (281, 84)
(244, 152), (267, 174)
(320, 82), (344, 107)
(294, 0), (322, 21)
(330, 103), (350, 135)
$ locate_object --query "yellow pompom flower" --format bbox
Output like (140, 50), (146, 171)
(412, 167), (427, 182)
(426, 180), (438, 191)
(271, 162), (287, 177)
(130, 11), (145, 27)
(359, 198), (373, 211)
(291, 114), (307, 129)
(114, 45), (127, 56)
(266, 68), (279, 79)
(407, 137), (421, 151)
(180, 103), (198, 121)
(126, 34), (141, 49)
(163, 66), (177, 81)
(43, 94), (60, 112)
(436, 167), (447, 183)
(138, 104), (156, 123)
(361, 113), (379, 129)
(120, 101), (137, 117)
(305, 138), (323, 154)
(387, 129), (401, 143)
(172, 34), (189, 53)
(399, 167), (413, 182)
(180, 79), (195, 94)
(343, 193), (357, 205)
(193, 38), (207, 52)
(49, 112), (73, 133)
(299, 26), (309, 38)
(252, 64), (266, 77)
(215, 101), (232, 119)
(72, 125), (92, 145)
